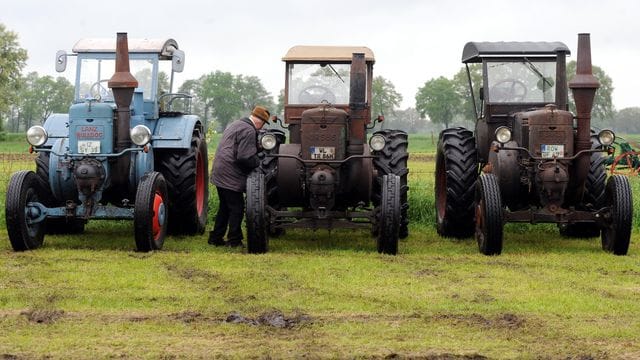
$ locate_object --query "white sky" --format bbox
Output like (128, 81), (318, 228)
(2, 0), (639, 110)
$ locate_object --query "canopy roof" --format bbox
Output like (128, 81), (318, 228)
(283, 45), (374, 62)
(462, 41), (570, 63)
(72, 38), (179, 58)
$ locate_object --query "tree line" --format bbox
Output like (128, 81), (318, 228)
(1, 23), (637, 137)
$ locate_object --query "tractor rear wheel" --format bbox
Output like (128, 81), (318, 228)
(6, 171), (46, 251)
(601, 175), (632, 255)
(156, 131), (208, 235)
(435, 127), (478, 238)
(377, 174), (401, 255)
(372, 130), (409, 238)
(475, 173), (503, 255)
(559, 135), (606, 237)
(35, 152), (85, 234)
(246, 171), (268, 254)
(134, 172), (169, 252)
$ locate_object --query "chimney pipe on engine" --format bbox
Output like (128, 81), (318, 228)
(568, 33), (600, 202)
(108, 32), (139, 188)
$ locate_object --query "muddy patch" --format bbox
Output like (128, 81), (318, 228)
(432, 313), (525, 330)
(225, 310), (312, 328)
(1, 354), (21, 360)
(382, 353), (487, 360)
(164, 263), (220, 282)
(20, 309), (65, 324)
(169, 311), (203, 323)
(414, 268), (441, 277)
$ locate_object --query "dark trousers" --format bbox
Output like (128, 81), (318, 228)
(210, 187), (245, 243)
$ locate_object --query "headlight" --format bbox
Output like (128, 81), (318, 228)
(26, 126), (48, 146)
(260, 133), (277, 150)
(130, 125), (152, 146)
(597, 129), (615, 146)
(495, 126), (512, 144)
(369, 134), (386, 151)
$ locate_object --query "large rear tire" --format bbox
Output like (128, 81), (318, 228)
(560, 135), (606, 237)
(377, 174), (401, 255)
(156, 130), (208, 235)
(134, 172), (169, 252)
(246, 171), (268, 254)
(601, 175), (632, 255)
(372, 129), (409, 238)
(435, 127), (478, 238)
(6, 171), (46, 251)
(475, 173), (503, 256)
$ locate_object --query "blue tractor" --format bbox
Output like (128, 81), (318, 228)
(5, 33), (208, 251)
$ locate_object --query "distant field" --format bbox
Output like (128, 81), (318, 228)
(1, 133), (640, 358)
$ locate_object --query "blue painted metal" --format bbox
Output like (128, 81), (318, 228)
(153, 114), (200, 149)
(41, 113), (70, 147)
(26, 201), (134, 222)
(68, 102), (115, 155)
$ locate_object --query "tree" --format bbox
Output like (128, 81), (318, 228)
(0, 24), (28, 132)
(452, 64), (482, 121)
(415, 76), (461, 129)
(567, 61), (615, 127)
(235, 74), (274, 115)
(372, 76), (402, 123)
(612, 107), (640, 133)
(7, 72), (73, 131)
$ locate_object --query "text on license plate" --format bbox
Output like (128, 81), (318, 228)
(310, 146), (335, 160)
(78, 140), (101, 154)
(541, 144), (564, 158)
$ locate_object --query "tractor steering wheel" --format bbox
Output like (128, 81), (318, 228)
(89, 79), (113, 101)
(490, 79), (528, 102)
(298, 85), (336, 104)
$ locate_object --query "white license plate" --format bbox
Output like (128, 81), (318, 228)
(78, 140), (101, 154)
(310, 146), (335, 160)
(541, 144), (564, 158)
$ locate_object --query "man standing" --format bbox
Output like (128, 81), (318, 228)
(208, 105), (270, 247)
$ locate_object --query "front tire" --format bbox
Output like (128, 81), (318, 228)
(246, 171), (268, 254)
(372, 130), (409, 239)
(134, 172), (169, 252)
(377, 174), (401, 255)
(601, 175), (632, 255)
(475, 173), (503, 255)
(6, 171), (46, 251)
(435, 127), (478, 238)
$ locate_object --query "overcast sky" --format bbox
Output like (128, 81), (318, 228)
(2, 0), (639, 110)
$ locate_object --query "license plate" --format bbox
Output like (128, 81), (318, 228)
(78, 140), (101, 154)
(541, 144), (564, 158)
(310, 146), (335, 160)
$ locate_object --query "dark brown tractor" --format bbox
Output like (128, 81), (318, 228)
(435, 33), (632, 255)
(245, 46), (409, 254)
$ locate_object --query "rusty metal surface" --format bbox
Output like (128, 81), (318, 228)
(300, 107), (348, 160)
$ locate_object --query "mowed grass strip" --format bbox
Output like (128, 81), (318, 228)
(0, 134), (639, 358)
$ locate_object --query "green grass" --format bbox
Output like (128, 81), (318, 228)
(1, 133), (640, 358)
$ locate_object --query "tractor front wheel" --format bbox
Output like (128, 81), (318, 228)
(246, 171), (268, 254)
(6, 171), (46, 251)
(134, 172), (169, 252)
(475, 173), (504, 255)
(601, 175), (632, 255)
(377, 174), (401, 255)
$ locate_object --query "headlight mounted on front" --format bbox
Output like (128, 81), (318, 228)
(26, 126), (48, 146)
(597, 129), (615, 146)
(130, 125), (152, 146)
(495, 126), (512, 144)
(369, 134), (386, 151)
(260, 133), (277, 151)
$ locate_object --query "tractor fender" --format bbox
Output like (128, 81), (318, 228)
(49, 138), (80, 201)
(487, 140), (524, 210)
(42, 114), (70, 148)
(129, 145), (155, 195)
(277, 144), (304, 206)
(152, 114), (202, 150)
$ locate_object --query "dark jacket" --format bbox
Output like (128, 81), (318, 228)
(210, 117), (260, 192)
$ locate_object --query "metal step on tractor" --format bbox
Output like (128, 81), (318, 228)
(5, 33), (208, 252)
(435, 33), (632, 255)
(245, 46), (409, 254)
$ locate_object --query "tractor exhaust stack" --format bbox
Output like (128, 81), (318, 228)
(568, 33), (600, 201)
(108, 32), (138, 187)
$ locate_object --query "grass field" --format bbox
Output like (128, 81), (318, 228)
(1, 133), (640, 359)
